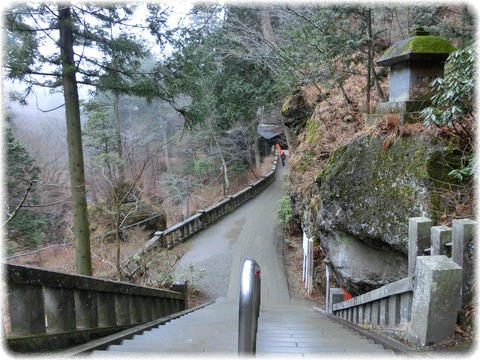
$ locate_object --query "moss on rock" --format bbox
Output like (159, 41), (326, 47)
(303, 131), (463, 293)
(317, 132), (454, 255)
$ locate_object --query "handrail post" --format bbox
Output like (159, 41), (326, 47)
(238, 258), (261, 355)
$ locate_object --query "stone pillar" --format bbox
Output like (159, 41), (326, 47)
(329, 288), (344, 313)
(171, 279), (188, 311)
(379, 298), (388, 325)
(400, 292), (413, 323)
(407, 256), (462, 347)
(97, 292), (116, 327)
(75, 290), (98, 329)
(408, 217), (432, 276)
(431, 226), (452, 256)
(115, 294), (131, 325)
(452, 219), (476, 268)
(129, 296), (144, 323)
(388, 295), (401, 327)
(452, 218), (476, 306)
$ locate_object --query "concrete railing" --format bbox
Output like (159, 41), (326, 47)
(5, 263), (187, 352)
(125, 155), (278, 276)
(329, 217), (475, 347)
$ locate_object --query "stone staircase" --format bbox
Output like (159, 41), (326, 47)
(93, 299), (395, 356)
(88, 164), (399, 356)
(257, 304), (394, 356)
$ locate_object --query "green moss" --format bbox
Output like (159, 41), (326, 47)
(381, 35), (455, 60)
(291, 149), (316, 174)
(315, 145), (347, 188)
(281, 96), (290, 116)
(315, 134), (453, 251)
(408, 36), (456, 53)
(305, 118), (321, 145)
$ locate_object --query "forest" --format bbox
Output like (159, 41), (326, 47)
(3, 3), (475, 285)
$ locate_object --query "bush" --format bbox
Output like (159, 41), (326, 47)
(277, 195), (294, 226)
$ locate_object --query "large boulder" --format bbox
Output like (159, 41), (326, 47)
(304, 131), (457, 294)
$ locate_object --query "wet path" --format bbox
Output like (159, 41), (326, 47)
(175, 164), (289, 304)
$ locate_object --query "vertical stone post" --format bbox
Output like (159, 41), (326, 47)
(452, 218), (476, 306)
(408, 217), (432, 276)
(400, 292), (413, 323)
(452, 219), (476, 268)
(75, 290), (98, 329)
(171, 279), (188, 311)
(329, 288), (344, 313)
(143, 297), (154, 321)
(115, 294), (131, 325)
(379, 298), (388, 325)
(140, 297), (150, 321)
(129, 296), (143, 323)
(325, 262), (331, 313)
(153, 298), (163, 318)
(407, 256), (462, 347)
(306, 238), (314, 294)
(388, 295), (401, 327)
(97, 292), (116, 327)
(431, 226), (452, 256)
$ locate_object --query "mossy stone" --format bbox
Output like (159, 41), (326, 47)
(316, 133), (455, 254)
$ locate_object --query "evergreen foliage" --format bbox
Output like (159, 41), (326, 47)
(421, 46), (475, 180)
(5, 125), (46, 247)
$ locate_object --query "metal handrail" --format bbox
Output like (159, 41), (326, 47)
(238, 258), (261, 355)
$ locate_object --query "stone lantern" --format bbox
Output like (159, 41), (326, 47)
(373, 27), (456, 123)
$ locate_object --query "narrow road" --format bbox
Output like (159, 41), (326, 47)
(175, 163), (290, 305)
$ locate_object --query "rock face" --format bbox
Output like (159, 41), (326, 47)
(299, 132), (453, 294)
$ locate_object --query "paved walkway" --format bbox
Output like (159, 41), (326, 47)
(175, 163), (290, 305)
(98, 162), (398, 356)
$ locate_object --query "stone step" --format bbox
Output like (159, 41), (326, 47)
(97, 301), (395, 355)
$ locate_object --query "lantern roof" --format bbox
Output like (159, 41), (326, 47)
(377, 27), (456, 67)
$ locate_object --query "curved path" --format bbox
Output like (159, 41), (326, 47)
(175, 163), (290, 305)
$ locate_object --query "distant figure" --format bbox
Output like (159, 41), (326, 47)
(281, 151), (286, 166)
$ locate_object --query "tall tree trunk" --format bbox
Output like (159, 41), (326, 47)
(373, 66), (387, 102)
(160, 102), (171, 171)
(253, 109), (261, 170)
(58, 4), (92, 276)
(260, 9), (275, 44)
(113, 93), (125, 183)
(209, 122), (229, 194)
(115, 205), (122, 280)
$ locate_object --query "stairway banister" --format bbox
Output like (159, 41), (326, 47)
(238, 258), (261, 355)
(332, 276), (414, 312)
(5, 263), (187, 352)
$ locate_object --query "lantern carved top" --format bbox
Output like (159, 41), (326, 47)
(377, 27), (456, 67)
